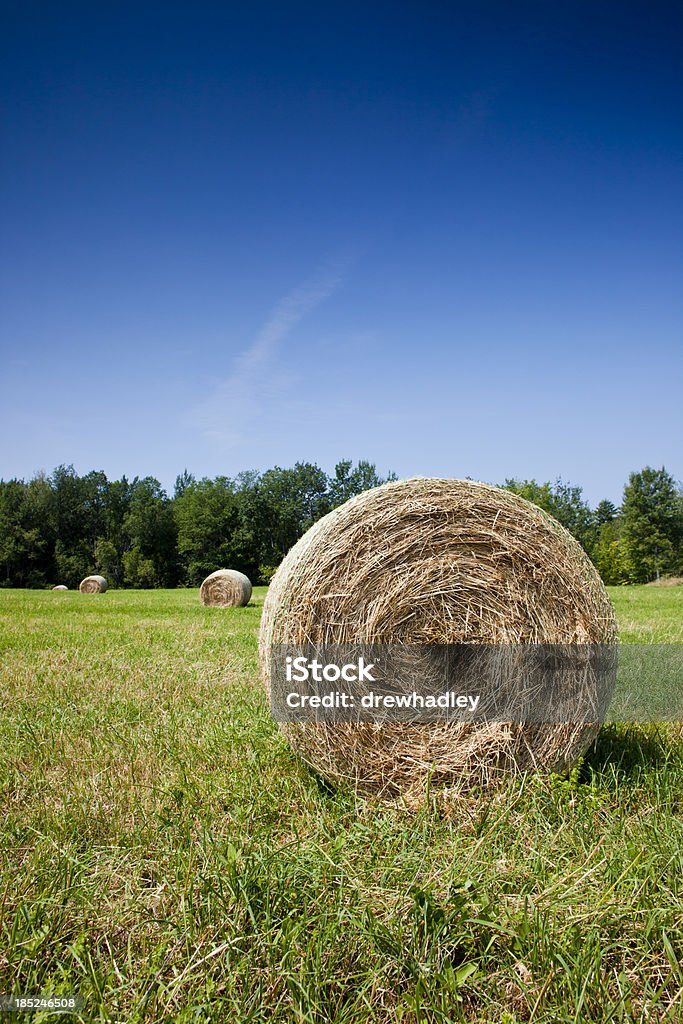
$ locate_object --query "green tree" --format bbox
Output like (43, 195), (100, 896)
(174, 476), (244, 585)
(0, 477), (53, 587)
(621, 466), (682, 582)
(594, 499), (618, 526)
(503, 478), (594, 551)
(50, 465), (92, 583)
(174, 469), (195, 499)
(328, 459), (394, 507)
(98, 477), (132, 586)
(123, 478), (177, 587)
(122, 547), (157, 588)
(94, 537), (122, 585)
(81, 470), (109, 552)
(50, 465), (119, 583)
(253, 463), (332, 570)
(593, 520), (629, 585)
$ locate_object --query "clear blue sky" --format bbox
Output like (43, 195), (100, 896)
(2, 1), (681, 505)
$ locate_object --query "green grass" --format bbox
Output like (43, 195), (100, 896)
(608, 586), (683, 643)
(0, 584), (682, 1023)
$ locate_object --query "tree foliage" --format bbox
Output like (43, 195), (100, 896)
(504, 471), (682, 584)
(0, 459), (395, 588)
(0, 462), (679, 588)
(593, 519), (630, 586)
(621, 467), (683, 582)
(502, 478), (594, 551)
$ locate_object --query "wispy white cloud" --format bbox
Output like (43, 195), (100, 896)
(191, 262), (346, 446)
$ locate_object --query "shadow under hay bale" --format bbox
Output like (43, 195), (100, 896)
(200, 569), (252, 607)
(259, 478), (617, 801)
(79, 575), (108, 594)
(584, 724), (677, 778)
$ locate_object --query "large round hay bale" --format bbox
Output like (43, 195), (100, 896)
(52, 585), (68, 591)
(79, 575), (108, 594)
(200, 569), (252, 607)
(259, 478), (617, 799)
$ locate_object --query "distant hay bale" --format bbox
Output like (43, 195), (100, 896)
(52, 585), (68, 591)
(79, 575), (108, 594)
(259, 478), (617, 800)
(200, 569), (252, 607)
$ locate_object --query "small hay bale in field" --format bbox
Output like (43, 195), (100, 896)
(259, 478), (617, 800)
(79, 575), (108, 594)
(200, 569), (252, 607)
(52, 585), (68, 591)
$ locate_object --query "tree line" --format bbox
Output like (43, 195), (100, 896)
(0, 461), (680, 589)
(502, 469), (682, 585)
(0, 460), (390, 589)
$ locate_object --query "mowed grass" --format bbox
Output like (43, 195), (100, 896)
(0, 586), (682, 1024)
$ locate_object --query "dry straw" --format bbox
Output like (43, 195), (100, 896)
(259, 478), (617, 800)
(200, 569), (252, 607)
(79, 575), (108, 594)
(52, 585), (68, 591)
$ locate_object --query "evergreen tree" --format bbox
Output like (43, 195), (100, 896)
(621, 466), (682, 582)
(594, 499), (618, 526)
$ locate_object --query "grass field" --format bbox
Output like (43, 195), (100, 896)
(1, 585), (682, 1023)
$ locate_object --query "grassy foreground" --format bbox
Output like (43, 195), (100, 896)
(0, 586), (682, 1023)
